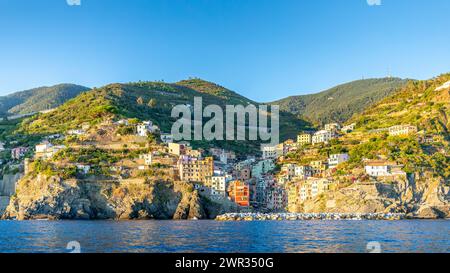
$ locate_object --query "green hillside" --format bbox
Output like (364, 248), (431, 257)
(17, 79), (312, 154)
(353, 74), (450, 135)
(271, 78), (408, 125)
(284, 73), (450, 180)
(0, 84), (90, 116)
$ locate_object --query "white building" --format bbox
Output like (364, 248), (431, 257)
(211, 174), (232, 197)
(76, 164), (91, 174)
(261, 145), (283, 159)
(324, 123), (341, 132)
(35, 142), (65, 160)
(137, 121), (158, 137)
(36, 141), (53, 153)
(0, 142), (4, 152)
(312, 130), (334, 144)
(341, 123), (356, 133)
(328, 153), (349, 169)
(294, 165), (312, 179)
(364, 161), (391, 177)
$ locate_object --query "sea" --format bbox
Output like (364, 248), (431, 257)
(0, 220), (448, 253)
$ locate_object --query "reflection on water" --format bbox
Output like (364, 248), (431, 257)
(0, 220), (448, 253)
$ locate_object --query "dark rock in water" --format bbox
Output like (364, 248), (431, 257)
(415, 206), (446, 219)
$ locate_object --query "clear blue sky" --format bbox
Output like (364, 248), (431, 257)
(1, 0), (449, 101)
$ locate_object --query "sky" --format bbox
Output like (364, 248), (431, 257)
(0, 0), (450, 101)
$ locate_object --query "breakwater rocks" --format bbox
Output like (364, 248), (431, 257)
(215, 212), (406, 221)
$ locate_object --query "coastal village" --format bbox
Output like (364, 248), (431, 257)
(0, 116), (430, 214)
(0, 77), (449, 219)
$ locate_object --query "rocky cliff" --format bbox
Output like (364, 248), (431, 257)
(1, 174), (238, 220)
(294, 173), (450, 219)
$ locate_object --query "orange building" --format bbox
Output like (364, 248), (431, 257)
(228, 180), (250, 207)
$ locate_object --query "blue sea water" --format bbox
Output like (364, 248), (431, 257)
(0, 220), (448, 253)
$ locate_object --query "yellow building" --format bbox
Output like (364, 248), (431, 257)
(287, 183), (300, 211)
(297, 178), (334, 203)
(297, 133), (312, 145)
(310, 160), (328, 173)
(178, 156), (214, 185)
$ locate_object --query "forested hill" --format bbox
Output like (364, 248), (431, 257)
(0, 84), (90, 116)
(271, 78), (408, 125)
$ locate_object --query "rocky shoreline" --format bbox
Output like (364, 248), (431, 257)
(215, 212), (408, 221)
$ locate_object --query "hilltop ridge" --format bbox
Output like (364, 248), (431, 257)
(0, 84), (90, 116)
(271, 78), (408, 125)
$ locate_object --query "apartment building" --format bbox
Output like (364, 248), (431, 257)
(251, 159), (275, 178)
(310, 160), (328, 173)
(261, 143), (286, 160)
(297, 133), (312, 145)
(168, 143), (187, 156)
(328, 153), (349, 169)
(297, 178), (333, 203)
(228, 180), (250, 207)
(178, 156), (214, 184)
(11, 147), (28, 160)
(312, 130), (334, 144)
(211, 174), (232, 198)
(294, 165), (313, 179)
(364, 160), (392, 177)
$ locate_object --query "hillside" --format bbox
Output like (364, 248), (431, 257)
(176, 78), (255, 105)
(271, 78), (408, 125)
(0, 84), (90, 116)
(17, 79), (312, 154)
(283, 74), (450, 217)
(352, 75), (450, 134)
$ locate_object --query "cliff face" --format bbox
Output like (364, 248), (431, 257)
(2, 175), (237, 220)
(294, 173), (450, 219)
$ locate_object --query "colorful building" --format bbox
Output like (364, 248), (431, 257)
(178, 156), (214, 184)
(228, 180), (250, 207)
(297, 133), (312, 145)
